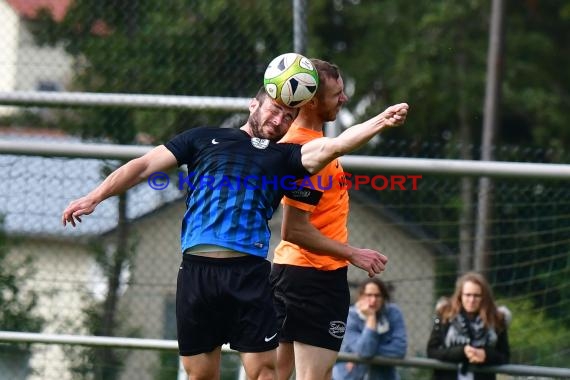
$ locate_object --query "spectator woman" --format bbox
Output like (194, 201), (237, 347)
(333, 278), (407, 380)
(427, 272), (511, 380)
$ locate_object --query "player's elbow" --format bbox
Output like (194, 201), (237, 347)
(302, 138), (343, 174)
(281, 228), (297, 244)
(281, 226), (305, 245)
(324, 138), (345, 158)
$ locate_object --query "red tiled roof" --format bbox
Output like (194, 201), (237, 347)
(6, 0), (72, 22)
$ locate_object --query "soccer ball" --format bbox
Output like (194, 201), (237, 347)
(263, 53), (319, 108)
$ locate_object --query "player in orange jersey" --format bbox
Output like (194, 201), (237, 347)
(271, 59), (401, 380)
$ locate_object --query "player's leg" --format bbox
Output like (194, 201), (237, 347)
(270, 264), (296, 380)
(274, 266), (350, 380)
(240, 350), (278, 380)
(228, 256), (280, 378)
(180, 347), (222, 380)
(294, 342), (338, 380)
(276, 342), (295, 380)
(176, 255), (231, 379)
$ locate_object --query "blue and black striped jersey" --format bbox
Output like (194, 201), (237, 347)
(165, 127), (310, 257)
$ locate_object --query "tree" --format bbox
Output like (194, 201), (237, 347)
(0, 217), (44, 373)
(308, 0), (570, 148)
(28, 2), (295, 378)
(31, 0), (295, 140)
(308, 0), (570, 331)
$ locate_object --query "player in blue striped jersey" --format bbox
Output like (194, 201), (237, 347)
(62, 86), (408, 380)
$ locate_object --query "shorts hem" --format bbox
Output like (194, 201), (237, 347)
(179, 345), (221, 356)
(293, 337), (342, 352)
(230, 342), (279, 353)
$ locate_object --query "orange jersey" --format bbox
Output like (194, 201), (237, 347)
(273, 125), (349, 270)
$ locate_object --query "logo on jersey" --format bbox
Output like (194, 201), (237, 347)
(290, 189), (311, 198)
(211, 139), (220, 145)
(328, 321), (346, 339)
(251, 138), (270, 149)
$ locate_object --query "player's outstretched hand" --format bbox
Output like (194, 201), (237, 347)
(349, 248), (388, 278)
(382, 103), (409, 129)
(62, 196), (98, 227)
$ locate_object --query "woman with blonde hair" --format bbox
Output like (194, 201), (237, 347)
(427, 272), (510, 380)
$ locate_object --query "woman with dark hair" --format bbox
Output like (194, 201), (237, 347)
(332, 278), (407, 380)
(427, 272), (511, 380)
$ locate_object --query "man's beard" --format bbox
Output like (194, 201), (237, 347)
(248, 107), (283, 142)
(320, 105), (340, 123)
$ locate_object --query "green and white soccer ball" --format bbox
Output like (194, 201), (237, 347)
(263, 53), (319, 108)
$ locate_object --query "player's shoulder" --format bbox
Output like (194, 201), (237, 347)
(272, 140), (302, 155)
(189, 126), (244, 138)
(280, 125), (322, 145)
(172, 126), (247, 143)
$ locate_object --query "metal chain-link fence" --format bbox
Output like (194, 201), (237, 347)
(1, 140), (569, 380)
(1, 1), (569, 379)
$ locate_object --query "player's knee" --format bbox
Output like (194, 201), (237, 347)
(244, 362), (277, 380)
(182, 361), (219, 380)
(184, 369), (219, 380)
(255, 366), (277, 380)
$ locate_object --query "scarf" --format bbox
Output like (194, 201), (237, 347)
(444, 311), (498, 349)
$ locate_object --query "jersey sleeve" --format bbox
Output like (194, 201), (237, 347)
(284, 143), (311, 179)
(283, 186), (323, 212)
(164, 129), (199, 166)
(281, 143), (320, 211)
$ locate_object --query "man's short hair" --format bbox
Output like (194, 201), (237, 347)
(310, 59), (341, 97)
(255, 86), (269, 102)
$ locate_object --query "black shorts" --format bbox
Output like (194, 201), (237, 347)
(177, 254), (279, 356)
(270, 263), (350, 351)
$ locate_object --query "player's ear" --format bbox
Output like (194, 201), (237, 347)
(305, 96), (318, 109)
(249, 98), (259, 113)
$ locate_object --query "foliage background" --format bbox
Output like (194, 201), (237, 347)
(0, 0), (568, 378)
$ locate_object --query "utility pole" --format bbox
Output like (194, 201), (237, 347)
(292, 0), (307, 55)
(474, 0), (506, 272)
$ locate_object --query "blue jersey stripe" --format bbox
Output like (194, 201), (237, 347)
(165, 127), (310, 257)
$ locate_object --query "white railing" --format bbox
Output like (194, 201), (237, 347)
(0, 91), (250, 110)
(1, 140), (569, 180)
(1, 331), (569, 378)
(1, 91), (569, 379)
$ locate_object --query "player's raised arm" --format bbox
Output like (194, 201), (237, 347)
(62, 145), (178, 227)
(300, 103), (409, 174)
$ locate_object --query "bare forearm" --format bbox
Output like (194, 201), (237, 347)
(62, 145), (177, 227)
(301, 103), (408, 173)
(341, 113), (394, 150)
(88, 145), (177, 202)
(283, 223), (353, 260)
(88, 158), (151, 203)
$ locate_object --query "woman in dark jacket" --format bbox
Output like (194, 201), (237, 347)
(426, 272), (510, 380)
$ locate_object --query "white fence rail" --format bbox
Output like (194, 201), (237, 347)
(0, 91), (250, 110)
(1, 331), (569, 378)
(1, 91), (569, 379)
(1, 140), (569, 179)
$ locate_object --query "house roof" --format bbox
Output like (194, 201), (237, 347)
(6, 0), (72, 22)
(0, 128), (184, 238)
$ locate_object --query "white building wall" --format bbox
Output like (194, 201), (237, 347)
(15, 23), (74, 92)
(9, 240), (94, 380)
(0, 1), (19, 115)
(0, 0), (74, 117)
